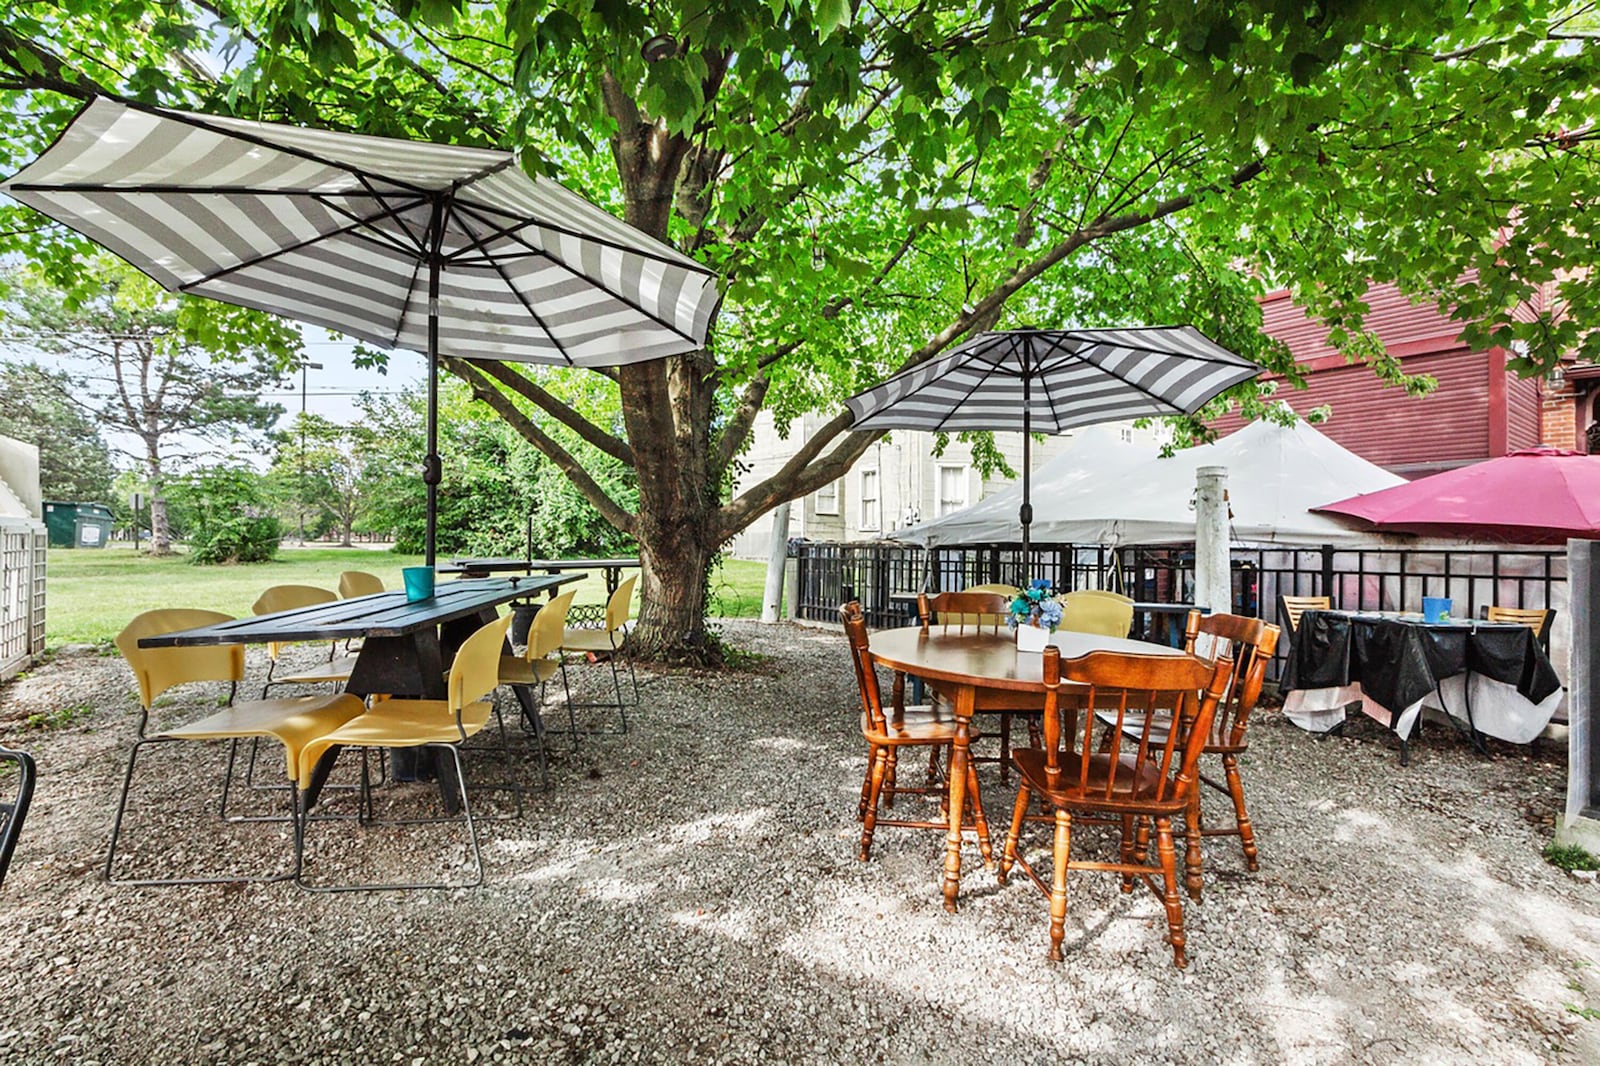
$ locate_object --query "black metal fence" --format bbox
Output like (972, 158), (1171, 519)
(792, 539), (1570, 680)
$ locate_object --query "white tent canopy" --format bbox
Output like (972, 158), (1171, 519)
(897, 418), (1406, 548)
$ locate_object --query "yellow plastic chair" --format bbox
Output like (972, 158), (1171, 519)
(295, 613), (515, 891)
(498, 590), (578, 775)
(253, 584), (355, 696)
(965, 582), (1022, 599)
(561, 575), (639, 733)
(337, 571), (384, 599)
(108, 609), (365, 886)
(1060, 589), (1134, 638)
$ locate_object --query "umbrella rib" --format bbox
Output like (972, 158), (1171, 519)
(351, 173), (428, 252)
(447, 201), (574, 365)
(173, 194), (431, 293)
(450, 193), (719, 278)
(926, 345), (1004, 435)
(309, 191), (431, 257)
(391, 255), (427, 348)
(449, 197), (707, 347)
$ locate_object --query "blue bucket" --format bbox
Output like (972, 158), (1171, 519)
(402, 565), (436, 602)
(1421, 596), (1452, 623)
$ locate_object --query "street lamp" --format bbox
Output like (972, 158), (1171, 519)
(298, 360), (323, 544)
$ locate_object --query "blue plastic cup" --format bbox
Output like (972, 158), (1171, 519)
(1421, 596), (1452, 623)
(402, 565), (436, 602)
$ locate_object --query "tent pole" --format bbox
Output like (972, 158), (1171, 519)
(423, 197), (446, 567)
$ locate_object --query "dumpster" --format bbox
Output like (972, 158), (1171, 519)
(43, 500), (115, 548)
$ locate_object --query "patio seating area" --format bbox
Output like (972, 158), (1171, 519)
(0, 619), (1595, 1062)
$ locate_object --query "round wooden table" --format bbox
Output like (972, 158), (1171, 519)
(867, 625), (1189, 912)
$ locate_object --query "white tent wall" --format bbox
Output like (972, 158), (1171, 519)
(898, 418), (1409, 550)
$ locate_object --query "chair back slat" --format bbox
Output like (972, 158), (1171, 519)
(1060, 590), (1134, 638)
(253, 585), (338, 659)
(1052, 651), (1230, 807)
(337, 571), (384, 598)
(606, 575), (639, 633)
(116, 609), (246, 708)
(529, 590), (576, 661)
(918, 590), (1010, 633)
(840, 602), (888, 733)
(1486, 605), (1553, 641)
(448, 613), (514, 713)
(1184, 613), (1281, 748)
(1277, 595), (1330, 633)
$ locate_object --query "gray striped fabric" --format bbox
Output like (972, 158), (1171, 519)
(3, 98), (720, 366)
(845, 328), (1261, 432)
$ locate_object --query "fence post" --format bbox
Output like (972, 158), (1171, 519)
(1320, 544), (1335, 600)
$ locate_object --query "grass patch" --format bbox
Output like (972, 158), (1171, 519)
(45, 543), (769, 646)
(25, 704), (94, 731)
(1542, 842), (1600, 872)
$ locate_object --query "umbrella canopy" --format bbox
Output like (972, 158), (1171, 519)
(1314, 447), (1600, 546)
(3, 97), (722, 561)
(845, 327), (1262, 559)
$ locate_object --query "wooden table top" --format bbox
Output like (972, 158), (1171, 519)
(868, 625), (1189, 693)
(137, 575), (582, 647)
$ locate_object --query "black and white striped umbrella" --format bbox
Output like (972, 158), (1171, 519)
(3, 97), (722, 561)
(844, 327), (1261, 559)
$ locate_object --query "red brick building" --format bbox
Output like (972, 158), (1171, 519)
(1216, 280), (1591, 477)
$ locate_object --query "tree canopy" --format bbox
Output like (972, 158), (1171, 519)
(2, 1), (1595, 657)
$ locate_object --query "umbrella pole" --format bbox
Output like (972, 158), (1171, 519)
(1020, 376), (1033, 583)
(423, 200), (446, 568)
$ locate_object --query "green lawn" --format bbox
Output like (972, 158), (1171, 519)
(44, 544), (768, 646)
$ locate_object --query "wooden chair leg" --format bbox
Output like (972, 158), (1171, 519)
(1184, 786), (1204, 902)
(964, 760), (992, 866)
(1223, 753), (1260, 871)
(883, 747), (899, 809)
(924, 746), (940, 786)
(1133, 815), (1151, 867)
(859, 748), (889, 861)
(997, 784), (1031, 883)
(1048, 809), (1073, 963)
(1155, 817), (1188, 969)
(998, 713), (1012, 784)
(857, 744), (878, 821)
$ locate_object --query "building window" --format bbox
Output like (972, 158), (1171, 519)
(858, 469), (880, 531)
(1120, 426), (1134, 443)
(936, 463), (969, 516)
(814, 479), (840, 515)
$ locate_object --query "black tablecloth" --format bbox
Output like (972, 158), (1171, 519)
(1284, 611), (1562, 713)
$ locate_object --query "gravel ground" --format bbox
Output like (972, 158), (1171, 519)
(1, 620), (1598, 1064)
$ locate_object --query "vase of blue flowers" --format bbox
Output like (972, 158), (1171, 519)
(1008, 579), (1062, 653)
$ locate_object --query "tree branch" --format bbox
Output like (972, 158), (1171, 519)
(711, 373), (770, 477)
(443, 356), (633, 465)
(448, 359), (636, 534)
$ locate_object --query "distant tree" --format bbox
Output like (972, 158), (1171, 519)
(0, 259), (299, 553)
(166, 465), (282, 564)
(0, 361), (116, 501)
(267, 412), (376, 547)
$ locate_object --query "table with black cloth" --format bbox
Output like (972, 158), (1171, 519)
(1281, 610), (1565, 761)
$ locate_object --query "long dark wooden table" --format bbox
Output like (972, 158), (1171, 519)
(867, 626), (1190, 913)
(438, 557), (637, 596)
(141, 575), (583, 804)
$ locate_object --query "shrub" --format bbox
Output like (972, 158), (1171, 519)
(166, 465), (282, 564)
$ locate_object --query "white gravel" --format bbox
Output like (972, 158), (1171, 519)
(1, 621), (1598, 1064)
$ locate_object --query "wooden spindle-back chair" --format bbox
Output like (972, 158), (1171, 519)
(918, 589), (1026, 782)
(999, 648), (1231, 968)
(841, 602), (990, 864)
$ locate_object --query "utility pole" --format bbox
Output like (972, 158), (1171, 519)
(298, 360), (323, 544)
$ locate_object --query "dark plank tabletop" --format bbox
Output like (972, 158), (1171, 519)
(137, 575), (582, 647)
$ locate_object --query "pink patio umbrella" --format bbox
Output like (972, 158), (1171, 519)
(1313, 447), (1600, 545)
